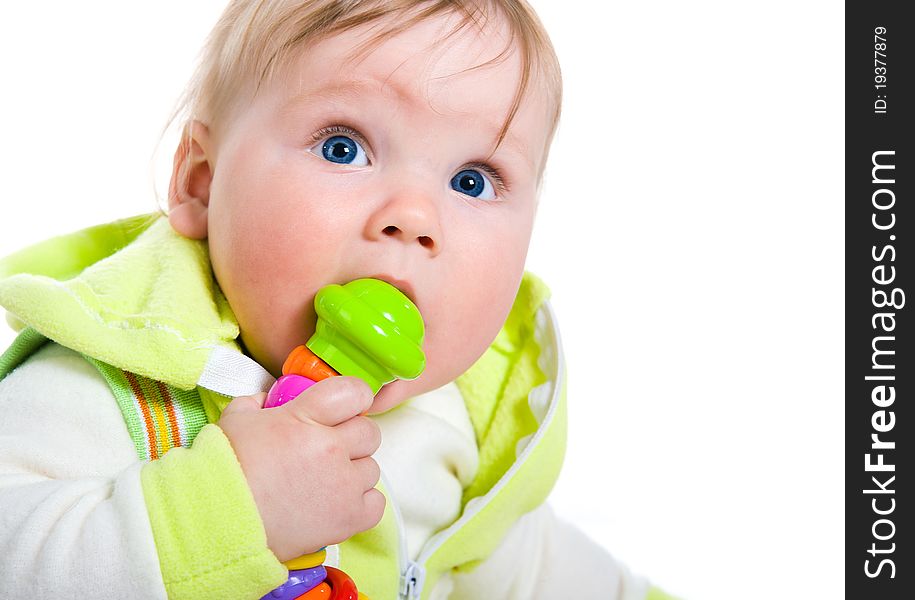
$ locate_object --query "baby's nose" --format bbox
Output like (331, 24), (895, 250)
(366, 192), (442, 255)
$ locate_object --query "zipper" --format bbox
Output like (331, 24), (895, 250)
(381, 469), (427, 600)
(400, 560), (426, 600)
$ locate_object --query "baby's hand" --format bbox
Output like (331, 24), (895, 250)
(217, 377), (384, 562)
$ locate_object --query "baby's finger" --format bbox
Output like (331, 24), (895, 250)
(336, 416), (382, 459)
(221, 392), (267, 417)
(358, 488), (386, 532)
(351, 456), (381, 493)
(285, 376), (373, 426)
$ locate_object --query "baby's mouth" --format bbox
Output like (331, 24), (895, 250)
(366, 274), (419, 308)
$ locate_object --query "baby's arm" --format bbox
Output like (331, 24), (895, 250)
(448, 503), (651, 600)
(0, 344), (284, 598)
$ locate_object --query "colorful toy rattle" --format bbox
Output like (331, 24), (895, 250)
(260, 278), (425, 600)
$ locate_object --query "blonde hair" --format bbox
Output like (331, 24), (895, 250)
(163, 0), (561, 184)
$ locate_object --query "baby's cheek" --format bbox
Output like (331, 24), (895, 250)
(210, 231), (319, 374)
(434, 286), (514, 373)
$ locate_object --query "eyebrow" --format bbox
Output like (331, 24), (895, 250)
(280, 79), (535, 172)
(280, 80), (377, 114)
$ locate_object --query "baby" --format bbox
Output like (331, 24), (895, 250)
(0, 1), (675, 599)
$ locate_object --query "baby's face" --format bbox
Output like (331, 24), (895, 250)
(181, 13), (551, 413)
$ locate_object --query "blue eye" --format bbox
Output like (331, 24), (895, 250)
(316, 135), (369, 166)
(451, 169), (495, 200)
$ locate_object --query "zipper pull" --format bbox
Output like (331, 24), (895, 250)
(400, 560), (426, 600)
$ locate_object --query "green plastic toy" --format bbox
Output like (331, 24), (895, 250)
(306, 278), (425, 393)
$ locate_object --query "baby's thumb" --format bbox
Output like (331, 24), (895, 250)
(221, 392), (267, 417)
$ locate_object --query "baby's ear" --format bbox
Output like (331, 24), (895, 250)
(168, 120), (213, 240)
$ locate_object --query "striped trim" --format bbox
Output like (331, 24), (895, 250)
(0, 327), (48, 381)
(85, 358), (208, 461)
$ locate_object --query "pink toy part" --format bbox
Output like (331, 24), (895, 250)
(265, 374), (316, 409)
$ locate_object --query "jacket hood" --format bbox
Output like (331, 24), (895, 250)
(0, 215), (239, 389)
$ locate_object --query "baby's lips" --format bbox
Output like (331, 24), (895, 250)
(369, 273), (418, 307)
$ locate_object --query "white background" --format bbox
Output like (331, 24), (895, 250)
(0, 2), (844, 599)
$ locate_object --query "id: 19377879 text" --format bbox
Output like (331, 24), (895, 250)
(874, 26), (888, 114)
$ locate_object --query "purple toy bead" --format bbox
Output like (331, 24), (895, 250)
(265, 374), (316, 409)
(261, 565), (327, 600)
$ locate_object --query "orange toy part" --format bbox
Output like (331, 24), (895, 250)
(325, 566), (359, 600)
(283, 345), (338, 381)
(294, 581), (332, 599)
